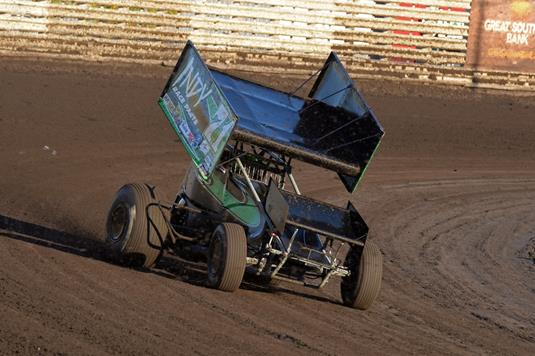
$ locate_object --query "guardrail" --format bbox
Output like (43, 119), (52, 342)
(1, 0), (534, 90)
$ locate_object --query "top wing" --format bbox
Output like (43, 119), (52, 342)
(159, 41), (384, 193)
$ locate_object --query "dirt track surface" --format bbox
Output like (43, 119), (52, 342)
(1, 59), (534, 355)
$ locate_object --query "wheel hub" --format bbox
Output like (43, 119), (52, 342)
(209, 234), (224, 276)
(110, 204), (129, 241)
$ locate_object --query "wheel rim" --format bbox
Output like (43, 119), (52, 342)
(208, 233), (224, 279)
(110, 203), (130, 242)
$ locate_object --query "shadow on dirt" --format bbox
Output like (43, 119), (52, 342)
(0, 213), (195, 278)
(0, 213), (110, 261)
(240, 280), (340, 305)
(0, 214), (341, 305)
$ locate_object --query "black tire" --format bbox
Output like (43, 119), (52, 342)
(106, 183), (168, 268)
(341, 241), (383, 310)
(207, 223), (247, 292)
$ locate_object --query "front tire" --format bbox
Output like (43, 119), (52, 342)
(106, 183), (168, 268)
(207, 223), (247, 292)
(341, 241), (383, 310)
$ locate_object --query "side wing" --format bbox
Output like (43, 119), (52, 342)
(308, 52), (384, 193)
(159, 41), (238, 178)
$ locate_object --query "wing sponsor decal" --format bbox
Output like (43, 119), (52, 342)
(159, 42), (238, 178)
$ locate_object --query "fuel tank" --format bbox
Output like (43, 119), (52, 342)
(182, 165), (265, 239)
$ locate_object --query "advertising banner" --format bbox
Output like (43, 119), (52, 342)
(159, 41), (238, 178)
(467, 0), (535, 72)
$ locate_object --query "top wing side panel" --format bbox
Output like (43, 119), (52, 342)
(159, 41), (238, 178)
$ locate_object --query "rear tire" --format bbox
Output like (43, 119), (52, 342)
(341, 241), (383, 310)
(207, 223), (247, 292)
(106, 183), (168, 268)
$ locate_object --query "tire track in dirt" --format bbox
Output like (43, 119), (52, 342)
(361, 178), (535, 354)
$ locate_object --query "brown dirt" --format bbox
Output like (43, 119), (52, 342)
(0, 58), (534, 355)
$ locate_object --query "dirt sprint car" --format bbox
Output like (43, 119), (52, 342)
(106, 41), (385, 309)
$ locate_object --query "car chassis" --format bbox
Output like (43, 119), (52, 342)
(106, 41), (385, 309)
